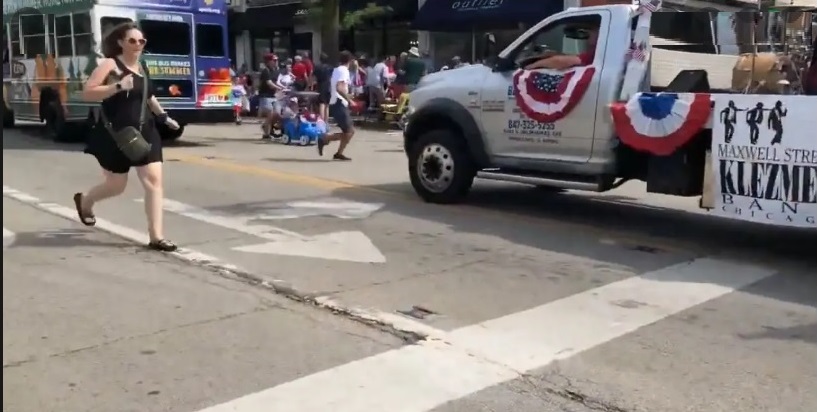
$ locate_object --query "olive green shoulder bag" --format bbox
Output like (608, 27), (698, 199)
(98, 60), (152, 162)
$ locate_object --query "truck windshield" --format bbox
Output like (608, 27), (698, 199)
(140, 20), (191, 56)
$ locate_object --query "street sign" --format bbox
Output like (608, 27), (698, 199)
(150, 198), (386, 263)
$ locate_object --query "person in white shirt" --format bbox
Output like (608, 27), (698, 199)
(365, 57), (389, 109)
(317, 51), (356, 161)
(267, 64), (295, 130)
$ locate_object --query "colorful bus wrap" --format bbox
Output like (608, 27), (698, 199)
(2, 0), (232, 141)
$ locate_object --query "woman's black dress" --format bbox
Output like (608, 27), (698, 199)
(85, 58), (163, 174)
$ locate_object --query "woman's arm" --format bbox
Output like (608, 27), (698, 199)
(147, 96), (166, 116)
(82, 58), (122, 101)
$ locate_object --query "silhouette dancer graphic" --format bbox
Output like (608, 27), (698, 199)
(745, 102), (765, 145)
(767, 100), (787, 145)
(719, 100), (745, 143)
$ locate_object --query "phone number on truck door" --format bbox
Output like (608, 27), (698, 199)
(507, 119), (555, 131)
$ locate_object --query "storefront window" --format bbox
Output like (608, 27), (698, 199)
(350, 22), (416, 59)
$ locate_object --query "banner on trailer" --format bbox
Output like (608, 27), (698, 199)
(711, 95), (817, 228)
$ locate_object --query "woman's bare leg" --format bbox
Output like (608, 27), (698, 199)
(81, 169), (128, 212)
(135, 162), (164, 241)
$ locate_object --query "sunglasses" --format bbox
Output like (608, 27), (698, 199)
(127, 38), (147, 45)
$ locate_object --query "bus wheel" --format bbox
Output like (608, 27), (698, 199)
(2, 104), (14, 128)
(158, 121), (185, 142)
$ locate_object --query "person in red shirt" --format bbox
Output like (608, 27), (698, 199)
(291, 55), (309, 91)
(525, 24), (598, 71)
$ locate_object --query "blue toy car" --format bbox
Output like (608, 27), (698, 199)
(278, 115), (327, 146)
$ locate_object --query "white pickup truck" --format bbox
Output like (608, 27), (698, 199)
(402, 4), (817, 229)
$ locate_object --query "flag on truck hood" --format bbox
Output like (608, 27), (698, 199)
(610, 93), (712, 156)
(513, 66), (595, 123)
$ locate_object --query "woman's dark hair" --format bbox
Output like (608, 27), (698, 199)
(319, 52), (329, 64)
(101, 21), (139, 58)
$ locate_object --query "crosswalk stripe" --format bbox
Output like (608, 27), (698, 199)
(195, 258), (775, 412)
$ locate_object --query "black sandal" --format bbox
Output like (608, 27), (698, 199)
(73, 193), (96, 226)
(148, 239), (178, 252)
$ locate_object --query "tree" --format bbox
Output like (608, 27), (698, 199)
(304, 0), (392, 63)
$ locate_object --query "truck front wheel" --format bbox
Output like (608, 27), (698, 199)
(408, 129), (476, 204)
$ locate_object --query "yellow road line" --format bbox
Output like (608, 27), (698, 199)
(171, 154), (359, 191)
(170, 154), (700, 254)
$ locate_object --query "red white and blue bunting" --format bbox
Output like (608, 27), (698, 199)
(610, 93), (712, 156)
(513, 66), (596, 123)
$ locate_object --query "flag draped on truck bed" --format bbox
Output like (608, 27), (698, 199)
(610, 93), (712, 156)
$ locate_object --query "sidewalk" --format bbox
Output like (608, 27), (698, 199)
(2, 198), (402, 412)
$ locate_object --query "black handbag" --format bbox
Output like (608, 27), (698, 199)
(98, 61), (152, 162)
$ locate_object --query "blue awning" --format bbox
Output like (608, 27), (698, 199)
(411, 0), (562, 32)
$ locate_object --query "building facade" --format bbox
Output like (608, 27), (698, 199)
(228, 0), (419, 70)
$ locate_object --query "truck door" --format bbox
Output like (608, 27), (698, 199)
(481, 10), (610, 164)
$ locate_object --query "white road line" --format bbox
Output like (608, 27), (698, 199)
(1, 185), (443, 338)
(3, 227), (15, 249)
(196, 260), (775, 412)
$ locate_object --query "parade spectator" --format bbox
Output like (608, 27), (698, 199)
(258, 54), (282, 139)
(366, 56), (389, 109)
(805, 37), (817, 96)
(313, 52), (333, 122)
(292, 55), (309, 91)
(317, 51), (356, 161)
(403, 46), (427, 91)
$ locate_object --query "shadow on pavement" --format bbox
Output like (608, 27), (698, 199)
(3, 128), (84, 152)
(162, 139), (213, 148)
(334, 181), (816, 258)
(262, 157), (332, 163)
(202, 136), (268, 144)
(325, 181), (816, 308)
(738, 322), (817, 345)
(7, 229), (131, 248)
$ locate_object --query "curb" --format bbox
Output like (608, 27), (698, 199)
(3, 185), (445, 343)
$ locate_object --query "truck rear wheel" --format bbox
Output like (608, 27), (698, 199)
(408, 129), (476, 204)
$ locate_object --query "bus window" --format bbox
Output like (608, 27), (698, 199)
(9, 21), (22, 57)
(73, 13), (93, 55)
(54, 15), (72, 57)
(20, 14), (46, 58)
(196, 24), (224, 57)
(47, 15), (55, 56)
(140, 20), (191, 56)
(101, 16), (132, 38)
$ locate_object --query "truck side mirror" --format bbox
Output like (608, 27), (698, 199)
(493, 56), (516, 72)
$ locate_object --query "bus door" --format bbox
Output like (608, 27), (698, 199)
(190, 13), (231, 110)
(95, 7), (197, 109)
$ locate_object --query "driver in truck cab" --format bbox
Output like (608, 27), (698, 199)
(524, 23), (599, 71)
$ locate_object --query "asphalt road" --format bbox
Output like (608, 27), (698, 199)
(3, 123), (816, 412)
